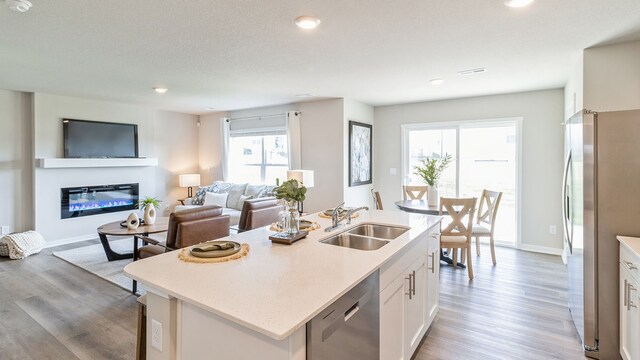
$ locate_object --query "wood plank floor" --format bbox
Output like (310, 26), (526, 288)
(0, 241), (587, 359)
(416, 245), (588, 360)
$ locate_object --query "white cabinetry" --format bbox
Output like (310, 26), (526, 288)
(620, 243), (640, 360)
(426, 233), (440, 327)
(380, 227), (439, 359)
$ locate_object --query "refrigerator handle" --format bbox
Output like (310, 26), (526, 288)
(562, 151), (572, 253)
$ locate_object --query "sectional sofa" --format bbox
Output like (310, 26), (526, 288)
(175, 181), (277, 226)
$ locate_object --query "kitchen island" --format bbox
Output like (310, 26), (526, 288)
(124, 209), (441, 360)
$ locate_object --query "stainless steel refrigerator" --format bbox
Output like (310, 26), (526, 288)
(564, 109), (640, 359)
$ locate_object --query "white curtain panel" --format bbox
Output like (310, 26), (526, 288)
(220, 117), (231, 181)
(286, 111), (302, 170)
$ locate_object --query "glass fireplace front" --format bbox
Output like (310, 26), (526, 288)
(61, 183), (139, 219)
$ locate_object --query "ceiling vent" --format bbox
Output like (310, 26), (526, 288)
(458, 68), (488, 75)
(6, 0), (32, 12)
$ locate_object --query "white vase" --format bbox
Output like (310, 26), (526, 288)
(126, 212), (140, 230)
(428, 186), (438, 206)
(144, 204), (156, 225)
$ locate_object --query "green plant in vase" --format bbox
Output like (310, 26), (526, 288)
(273, 179), (307, 234)
(413, 154), (452, 206)
(137, 196), (162, 225)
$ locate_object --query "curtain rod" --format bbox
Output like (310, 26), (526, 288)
(225, 111), (301, 122)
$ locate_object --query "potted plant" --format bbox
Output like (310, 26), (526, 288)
(413, 154), (452, 206)
(273, 179), (307, 234)
(138, 196), (162, 225)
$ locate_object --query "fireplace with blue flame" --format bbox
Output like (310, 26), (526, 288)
(61, 183), (139, 219)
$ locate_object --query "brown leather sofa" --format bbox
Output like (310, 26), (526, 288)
(136, 205), (230, 259)
(236, 197), (283, 233)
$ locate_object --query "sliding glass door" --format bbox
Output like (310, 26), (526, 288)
(403, 119), (520, 247)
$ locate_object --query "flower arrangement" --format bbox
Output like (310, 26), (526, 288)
(413, 154), (453, 186)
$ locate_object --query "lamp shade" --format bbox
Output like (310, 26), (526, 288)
(179, 174), (201, 188)
(287, 170), (314, 188)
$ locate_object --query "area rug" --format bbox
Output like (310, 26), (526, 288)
(52, 238), (145, 294)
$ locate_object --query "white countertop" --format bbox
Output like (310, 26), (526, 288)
(124, 210), (441, 340)
(618, 236), (640, 256)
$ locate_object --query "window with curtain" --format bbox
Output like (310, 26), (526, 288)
(228, 131), (288, 184)
(225, 114), (292, 184)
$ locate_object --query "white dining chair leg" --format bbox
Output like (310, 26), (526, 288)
(475, 236), (481, 256)
(452, 249), (458, 267)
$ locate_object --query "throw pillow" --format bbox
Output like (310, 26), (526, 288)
(192, 185), (212, 205)
(232, 194), (253, 211)
(226, 183), (248, 209)
(204, 192), (228, 208)
(244, 184), (266, 198)
(261, 185), (277, 197)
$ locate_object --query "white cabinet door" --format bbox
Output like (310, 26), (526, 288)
(426, 233), (440, 327)
(404, 255), (427, 357)
(620, 266), (639, 360)
(380, 272), (407, 360)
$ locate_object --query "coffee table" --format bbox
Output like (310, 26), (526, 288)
(97, 217), (170, 262)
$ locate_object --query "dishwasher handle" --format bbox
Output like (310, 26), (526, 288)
(321, 288), (374, 342)
(344, 302), (360, 321)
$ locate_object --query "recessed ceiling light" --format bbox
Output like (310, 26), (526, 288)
(458, 68), (488, 75)
(504, 0), (534, 8)
(295, 93), (314, 98)
(429, 78), (445, 85)
(295, 16), (321, 30)
(205, 107), (215, 111)
(153, 87), (168, 94)
(6, 0), (32, 12)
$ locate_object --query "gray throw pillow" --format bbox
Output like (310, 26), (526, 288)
(226, 183), (248, 209)
(232, 194), (253, 211)
(244, 184), (266, 198)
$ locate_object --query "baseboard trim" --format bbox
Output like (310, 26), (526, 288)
(519, 244), (563, 256)
(44, 234), (97, 249)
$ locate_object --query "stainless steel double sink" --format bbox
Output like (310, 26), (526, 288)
(320, 223), (409, 251)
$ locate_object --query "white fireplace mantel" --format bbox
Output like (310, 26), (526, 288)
(35, 158), (159, 169)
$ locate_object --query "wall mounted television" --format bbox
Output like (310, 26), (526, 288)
(63, 119), (139, 158)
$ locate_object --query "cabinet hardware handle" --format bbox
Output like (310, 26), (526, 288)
(624, 260), (638, 270)
(405, 274), (413, 300)
(429, 252), (436, 274)
(624, 279), (628, 307)
(629, 284), (637, 310)
(412, 270), (416, 296)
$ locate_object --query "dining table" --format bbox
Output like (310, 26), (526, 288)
(394, 199), (466, 268)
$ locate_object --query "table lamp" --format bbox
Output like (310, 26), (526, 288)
(287, 170), (314, 213)
(179, 174), (201, 198)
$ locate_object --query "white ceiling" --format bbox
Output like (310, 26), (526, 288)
(0, 0), (639, 114)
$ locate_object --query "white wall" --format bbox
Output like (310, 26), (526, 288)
(298, 99), (345, 212)
(374, 89), (565, 252)
(584, 40), (640, 111)
(32, 93), (198, 244)
(0, 89), (33, 234)
(343, 99), (375, 208)
(154, 110), (200, 212)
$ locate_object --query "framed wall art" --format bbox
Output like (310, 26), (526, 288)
(348, 121), (372, 187)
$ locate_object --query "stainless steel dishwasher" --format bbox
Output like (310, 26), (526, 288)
(307, 270), (379, 360)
